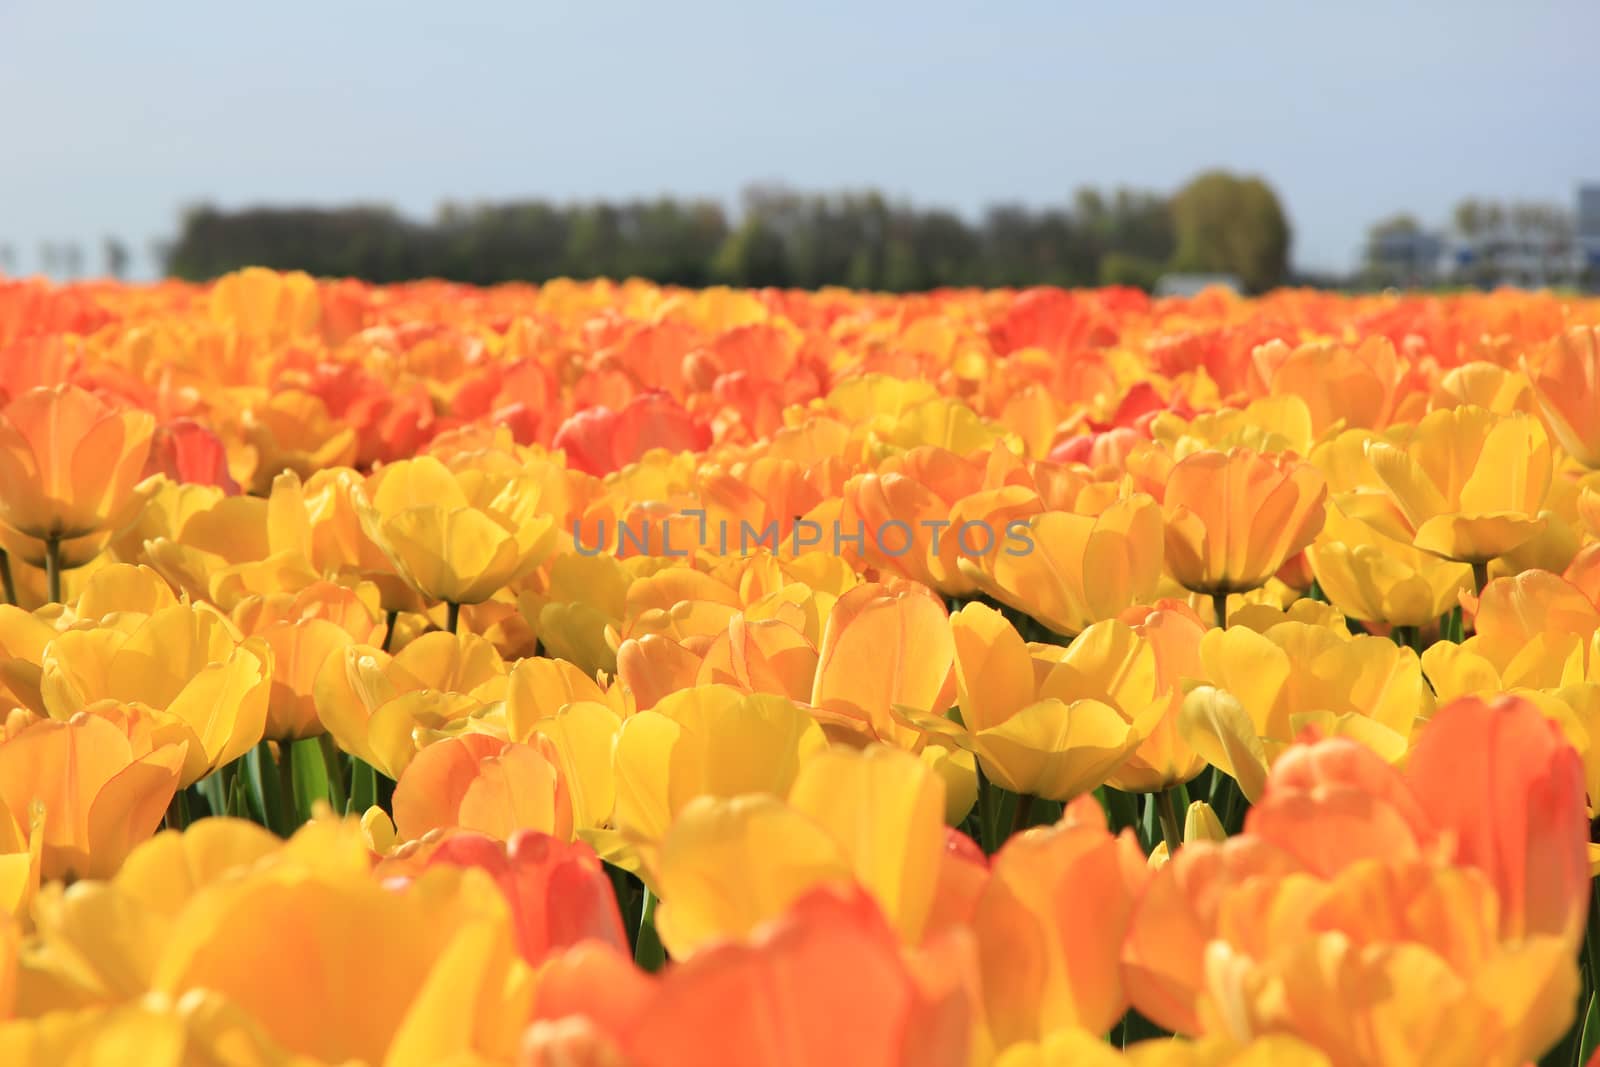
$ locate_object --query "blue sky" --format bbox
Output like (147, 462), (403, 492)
(4, 0), (1598, 279)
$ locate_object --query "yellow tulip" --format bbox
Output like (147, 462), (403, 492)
(1106, 603), (1209, 793)
(518, 552), (646, 677)
(152, 837), (532, 1064)
(612, 687), (827, 848)
(1357, 405), (1550, 568)
(312, 630), (507, 779)
(1179, 616), (1434, 800)
(38, 603), (271, 786)
(810, 580), (956, 748)
(959, 496), (1165, 638)
(356, 455), (557, 607)
(208, 265), (321, 340)
(995, 1032), (1334, 1067)
(0, 605), (62, 716)
(240, 390), (358, 496)
(951, 604), (1162, 801)
(786, 745), (946, 945)
(1306, 499), (1471, 628)
(652, 744), (947, 958)
(1422, 570), (1600, 694)
(504, 656), (612, 742)
(269, 469), (425, 615)
(651, 793), (853, 959)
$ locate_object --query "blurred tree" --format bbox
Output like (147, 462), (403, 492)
(1169, 171), (1291, 292)
(155, 180), (1223, 290)
(712, 218), (790, 287)
(103, 237), (131, 279)
(1098, 252), (1164, 290)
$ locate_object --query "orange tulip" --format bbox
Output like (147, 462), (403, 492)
(232, 581), (385, 740)
(0, 706), (186, 881)
(391, 732), (574, 844)
(0, 386), (155, 586)
(1121, 836), (1299, 1034)
(395, 830), (628, 966)
(972, 795), (1149, 1047)
(1405, 693), (1589, 942)
(1162, 448), (1327, 597)
(1125, 691), (1589, 1063)
(1523, 325), (1600, 468)
(526, 884), (974, 1067)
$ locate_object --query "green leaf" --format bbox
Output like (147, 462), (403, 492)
(290, 737), (332, 824)
(1138, 790), (1161, 854)
(1099, 786), (1141, 838)
(635, 887), (667, 972)
(195, 772), (228, 820)
(249, 741), (292, 837)
(348, 758), (378, 816)
(1112, 1007), (1171, 1048)
(226, 768), (254, 820)
(1442, 606), (1465, 644)
(1579, 990), (1599, 1066)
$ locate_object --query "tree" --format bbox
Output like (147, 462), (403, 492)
(711, 218), (790, 288)
(103, 237), (131, 279)
(1098, 253), (1164, 291)
(1169, 171), (1291, 292)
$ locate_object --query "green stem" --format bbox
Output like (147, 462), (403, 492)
(1010, 792), (1035, 839)
(1471, 560), (1490, 597)
(608, 865), (641, 951)
(163, 789), (189, 832)
(0, 549), (15, 606)
(381, 609), (399, 653)
(44, 535), (62, 605)
(1155, 788), (1184, 856)
(1211, 591), (1229, 630)
(318, 734), (348, 814)
(277, 740), (299, 830)
(976, 764), (998, 854)
(445, 601), (460, 636)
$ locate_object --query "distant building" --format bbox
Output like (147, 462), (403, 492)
(1361, 186), (1600, 292)
(1366, 228), (1447, 287)
(1447, 186), (1594, 290)
(1579, 184), (1600, 284)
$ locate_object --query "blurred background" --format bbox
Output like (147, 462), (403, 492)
(4, 0), (1599, 292)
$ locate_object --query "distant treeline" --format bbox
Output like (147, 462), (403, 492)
(163, 172), (1291, 292)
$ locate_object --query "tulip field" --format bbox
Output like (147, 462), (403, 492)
(5, 268), (1600, 1066)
